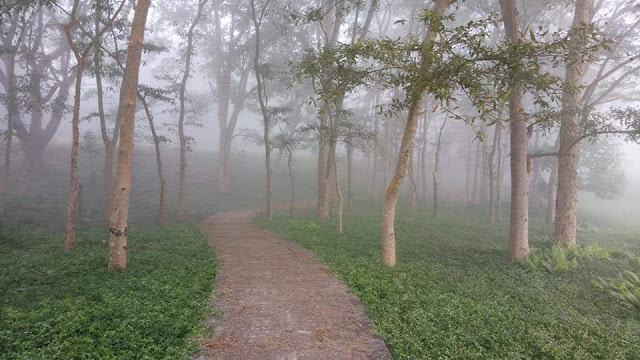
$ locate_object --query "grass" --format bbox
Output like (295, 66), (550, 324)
(0, 225), (217, 359)
(263, 206), (640, 359)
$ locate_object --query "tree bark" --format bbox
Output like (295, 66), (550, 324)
(287, 147), (295, 217)
(432, 118), (446, 218)
(471, 139), (481, 204)
(250, 0), (272, 220)
(381, 0), (451, 267)
(555, 0), (593, 246)
(108, 0), (151, 270)
(333, 147), (344, 234)
(489, 123), (500, 224)
(499, 0), (530, 260)
(177, 0), (208, 222)
(546, 158), (558, 223)
(64, 0), (125, 250)
(140, 95), (166, 224)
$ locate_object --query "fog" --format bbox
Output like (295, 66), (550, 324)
(1, 0), (640, 242)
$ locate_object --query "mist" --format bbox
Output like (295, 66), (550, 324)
(1, 0), (640, 358)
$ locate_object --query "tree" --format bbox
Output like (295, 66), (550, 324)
(176, 0), (209, 222)
(0, 12), (31, 217)
(108, 0), (151, 270)
(498, 0), (531, 260)
(207, 0), (251, 194)
(380, 0), (452, 267)
(554, 0), (594, 246)
(432, 116), (446, 218)
(63, 0), (126, 251)
(249, 0), (273, 220)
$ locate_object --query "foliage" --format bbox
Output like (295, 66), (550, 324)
(528, 244), (611, 274)
(263, 207), (640, 359)
(595, 271), (640, 310)
(0, 225), (217, 359)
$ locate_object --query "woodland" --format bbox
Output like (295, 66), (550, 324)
(1, 0), (640, 358)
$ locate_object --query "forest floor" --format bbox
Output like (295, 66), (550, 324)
(262, 206), (640, 359)
(196, 208), (390, 360)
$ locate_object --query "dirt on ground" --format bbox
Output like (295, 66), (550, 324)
(195, 208), (391, 360)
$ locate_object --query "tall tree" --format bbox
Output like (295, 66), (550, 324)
(498, 0), (530, 260)
(177, 0), (209, 222)
(249, 0), (273, 220)
(380, 0), (452, 267)
(108, 0), (151, 270)
(555, 0), (595, 246)
(0, 13), (30, 217)
(64, 0), (125, 251)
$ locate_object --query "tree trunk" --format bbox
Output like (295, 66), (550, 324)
(177, 0), (208, 222)
(432, 118), (446, 218)
(496, 127), (505, 223)
(316, 108), (330, 218)
(140, 95), (166, 224)
(465, 131), (473, 204)
(555, 0), (593, 246)
(499, 0), (530, 260)
(421, 113), (430, 205)
(488, 124), (500, 224)
(108, 0), (151, 270)
(63, 21), (85, 251)
(380, 0), (450, 268)
(471, 139), (481, 204)
(250, 0), (272, 220)
(347, 139), (352, 212)
(372, 105), (379, 200)
(287, 148), (295, 217)
(333, 149), (344, 234)
(546, 158), (557, 223)
(1, 53), (18, 218)
(94, 1), (119, 221)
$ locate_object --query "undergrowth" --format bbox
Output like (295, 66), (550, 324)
(263, 209), (640, 359)
(0, 225), (217, 359)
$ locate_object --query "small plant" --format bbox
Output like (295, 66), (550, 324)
(595, 270), (640, 309)
(529, 245), (579, 274)
(528, 244), (612, 274)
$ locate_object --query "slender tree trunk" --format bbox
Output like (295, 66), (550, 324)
(471, 140), (481, 204)
(177, 0), (208, 222)
(480, 137), (489, 204)
(94, 2), (118, 221)
(63, 53), (84, 251)
(555, 0), (593, 246)
(497, 127), (505, 223)
(380, 0), (449, 268)
(499, 0), (530, 260)
(1, 53), (18, 218)
(465, 131), (473, 204)
(432, 118), (446, 218)
(489, 124), (500, 224)
(140, 96), (166, 224)
(347, 139), (352, 212)
(409, 148), (417, 213)
(108, 0), (151, 270)
(317, 108), (329, 218)
(421, 113), (430, 205)
(372, 105), (379, 200)
(333, 148), (343, 234)
(546, 158), (558, 223)
(250, 0), (272, 220)
(287, 148), (295, 217)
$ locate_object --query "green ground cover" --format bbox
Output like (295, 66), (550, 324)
(263, 206), (640, 359)
(0, 225), (217, 359)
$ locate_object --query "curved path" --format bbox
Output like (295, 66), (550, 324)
(196, 209), (390, 360)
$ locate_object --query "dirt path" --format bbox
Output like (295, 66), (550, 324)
(196, 209), (390, 360)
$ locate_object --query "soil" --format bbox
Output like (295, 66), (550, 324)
(195, 208), (391, 360)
